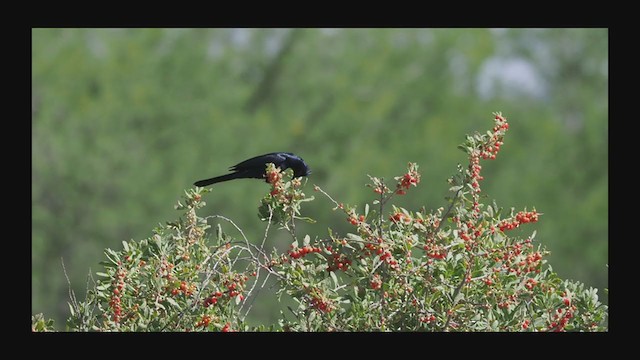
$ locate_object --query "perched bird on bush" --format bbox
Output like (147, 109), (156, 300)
(194, 152), (311, 187)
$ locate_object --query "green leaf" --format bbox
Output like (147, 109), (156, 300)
(99, 261), (116, 269)
(330, 271), (339, 288)
(153, 234), (163, 251)
(165, 297), (179, 308)
(216, 224), (223, 242)
(303, 234), (311, 247)
(346, 233), (363, 242)
(490, 320), (499, 330)
(155, 302), (166, 311)
(103, 249), (120, 265)
(122, 241), (130, 252)
(352, 285), (360, 300)
(365, 203), (369, 218)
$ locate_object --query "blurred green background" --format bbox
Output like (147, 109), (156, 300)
(32, 28), (608, 330)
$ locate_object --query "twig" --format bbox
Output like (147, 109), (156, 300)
(209, 215), (255, 262)
(61, 258), (78, 314)
(436, 188), (462, 233)
(261, 205), (274, 249)
(378, 179), (386, 238)
(313, 184), (341, 209)
(442, 255), (473, 331)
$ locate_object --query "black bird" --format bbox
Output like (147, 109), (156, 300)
(194, 152), (311, 187)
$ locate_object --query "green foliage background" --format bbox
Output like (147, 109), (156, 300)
(32, 28), (608, 329)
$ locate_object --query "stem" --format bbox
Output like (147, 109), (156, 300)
(443, 254), (474, 332)
(313, 184), (341, 209)
(378, 178), (386, 238)
(261, 205), (274, 248)
(437, 188), (462, 233)
(288, 206), (297, 240)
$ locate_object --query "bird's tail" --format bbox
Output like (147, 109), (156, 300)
(193, 172), (244, 187)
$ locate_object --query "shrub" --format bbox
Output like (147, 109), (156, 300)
(32, 112), (607, 331)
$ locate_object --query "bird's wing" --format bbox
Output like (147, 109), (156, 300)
(230, 152), (287, 172)
(280, 153), (301, 169)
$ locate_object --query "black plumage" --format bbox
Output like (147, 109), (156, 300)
(193, 152), (311, 187)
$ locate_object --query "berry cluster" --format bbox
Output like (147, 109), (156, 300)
(419, 314), (437, 324)
(478, 113), (509, 161)
(287, 242), (354, 272)
(373, 184), (388, 195)
(465, 113), (509, 218)
(370, 274), (382, 290)
(171, 280), (195, 297)
(265, 165), (283, 196)
(203, 290), (223, 307)
(195, 314), (212, 328)
(389, 212), (412, 224)
(498, 210), (540, 232)
(224, 275), (248, 300)
(203, 274), (249, 307)
(362, 240), (399, 270)
(423, 235), (447, 260)
(158, 259), (175, 281)
(346, 212), (376, 238)
(377, 246), (399, 270)
(424, 245), (447, 260)
(497, 293), (519, 310)
(456, 218), (486, 247)
(109, 264), (127, 323)
(288, 244), (322, 259)
(395, 163), (421, 195)
(347, 213), (366, 226)
(490, 238), (543, 276)
(367, 174), (390, 195)
(262, 162), (307, 214)
(309, 294), (334, 313)
(327, 250), (352, 272)
(468, 154), (483, 217)
(548, 294), (576, 332)
(525, 278), (538, 290)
